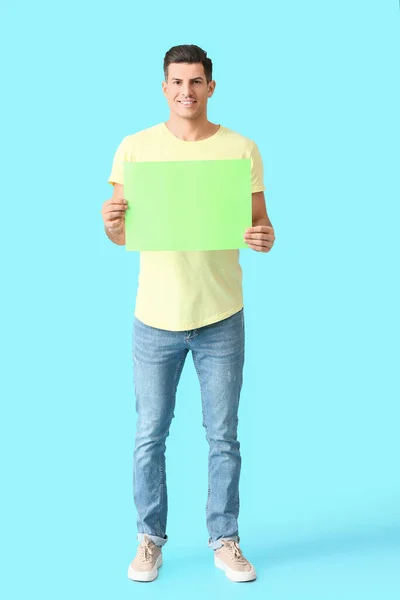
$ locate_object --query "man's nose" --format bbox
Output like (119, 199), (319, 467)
(182, 84), (192, 96)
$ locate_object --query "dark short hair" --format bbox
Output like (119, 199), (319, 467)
(163, 44), (213, 83)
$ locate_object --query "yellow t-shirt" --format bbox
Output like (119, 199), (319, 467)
(107, 122), (266, 331)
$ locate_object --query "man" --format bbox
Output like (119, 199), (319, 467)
(101, 44), (275, 583)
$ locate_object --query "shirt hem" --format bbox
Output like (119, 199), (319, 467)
(134, 304), (244, 332)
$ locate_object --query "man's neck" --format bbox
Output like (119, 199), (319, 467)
(164, 116), (219, 142)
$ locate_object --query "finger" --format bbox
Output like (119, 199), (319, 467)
(106, 212), (125, 222)
(106, 219), (123, 227)
(247, 244), (263, 252)
(107, 208), (127, 215)
(109, 197), (127, 204)
(106, 216), (125, 227)
(109, 198), (128, 206)
(246, 225), (273, 234)
(245, 232), (273, 241)
(106, 207), (128, 217)
(106, 219), (124, 229)
(247, 239), (270, 250)
(249, 244), (270, 252)
(107, 203), (127, 210)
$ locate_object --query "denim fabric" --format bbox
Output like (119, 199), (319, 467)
(132, 308), (245, 550)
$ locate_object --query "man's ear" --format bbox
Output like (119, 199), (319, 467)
(208, 80), (216, 98)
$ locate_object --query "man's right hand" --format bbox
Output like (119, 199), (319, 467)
(101, 191), (128, 235)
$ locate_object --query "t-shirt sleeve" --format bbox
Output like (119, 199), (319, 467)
(107, 136), (132, 186)
(250, 142), (266, 193)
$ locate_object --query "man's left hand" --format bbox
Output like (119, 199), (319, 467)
(244, 225), (275, 253)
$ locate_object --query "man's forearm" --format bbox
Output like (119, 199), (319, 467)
(105, 225), (126, 246)
(252, 215), (273, 228)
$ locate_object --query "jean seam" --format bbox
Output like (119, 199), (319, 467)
(157, 450), (162, 538)
(156, 351), (187, 538)
(192, 352), (211, 513)
(237, 318), (244, 520)
(170, 352), (187, 420)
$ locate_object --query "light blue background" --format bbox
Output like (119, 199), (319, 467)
(1, 1), (399, 599)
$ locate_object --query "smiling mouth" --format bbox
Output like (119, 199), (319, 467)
(178, 100), (197, 106)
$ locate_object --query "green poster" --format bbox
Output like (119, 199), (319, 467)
(123, 159), (252, 251)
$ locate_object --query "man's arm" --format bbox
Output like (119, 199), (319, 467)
(251, 191), (272, 228)
(244, 191), (275, 252)
(103, 183), (126, 246)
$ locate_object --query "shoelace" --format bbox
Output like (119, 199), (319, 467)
(223, 541), (248, 564)
(138, 538), (154, 562)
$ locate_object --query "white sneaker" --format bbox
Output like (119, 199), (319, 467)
(127, 534), (163, 582)
(214, 539), (256, 582)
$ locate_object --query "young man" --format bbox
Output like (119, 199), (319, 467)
(101, 44), (275, 583)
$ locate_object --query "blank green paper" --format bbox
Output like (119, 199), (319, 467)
(123, 159), (252, 251)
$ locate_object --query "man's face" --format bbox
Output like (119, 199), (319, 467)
(162, 62), (216, 119)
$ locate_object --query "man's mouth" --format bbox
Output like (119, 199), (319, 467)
(178, 100), (197, 106)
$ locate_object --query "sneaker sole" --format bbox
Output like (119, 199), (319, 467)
(214, 556), (256, 582)
(127, 554), (163, 582)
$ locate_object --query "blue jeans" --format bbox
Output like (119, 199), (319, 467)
(132, 308), (245, 551)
